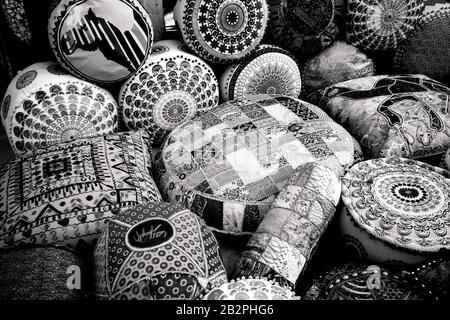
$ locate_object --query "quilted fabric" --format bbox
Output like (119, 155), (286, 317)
(220, 44), (302, 101)
(118, 39), (219, 146)
(1, 61), (119, 156)
(0, 130), (162, 250)
(234, 162), (341, 289)
(93, 201), (227, 300)
(155, 94), (360, 235)
(310, 74), (450, 162)
(48, 0), (153, 84)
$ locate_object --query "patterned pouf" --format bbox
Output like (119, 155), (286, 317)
(0, 130), (162, 250)
(155, 94), (360, 235)
(118, 39), (219, 146)
(339, 157), (450, 266)
(393, 8), (450, 85)
(220, 44), (301, 101)
(234, 162), (341, 289)
(93, 201), (227, 300)
(309, 74), (450, 164)
(302, 41), (375, 95)
(0, 246), (86, 300)
(346, 0), (424, 51)
(1, 61), (119, 156)
(48, 0), (154, 84)
(173, 0), (269, 63)
(202, 277), (300, 300)
(304, 263), (438, 300)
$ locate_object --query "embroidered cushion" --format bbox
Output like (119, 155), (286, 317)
(155, 95), (360, 236)
(173, 0), (268, 64)
(339, 157), (450, 266)
(48, 0), (153, 84)
(309, 74), (450, 163)
(0, 130), (162, 250)
(118, 39), (219, 146)
(1, 61), (119, 156)
(220, 44), (302, 101)
(346, 0), (424, 51)
(93, 201), (227, 300)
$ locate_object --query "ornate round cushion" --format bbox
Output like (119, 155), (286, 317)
(304, 263), (438, 300)
(393, 9), (450, 85)
(118, 39), (219, 146)
(48, 0), (153, 84)
(346, 0), (424, 51)
(308, 74), (450, 164)
(234, 162), (341, 289)
(155, 94), (360, 236)
(93, 201), (227, 300)
(339, 157), (450, 266)
(173, 0), (269, 64)
(220, 44), (302, 101)
(202, 277), (300, 300)
(0, 246), (86, 300)
(0, 130), (162, 250)
(1, 61), (118, 156)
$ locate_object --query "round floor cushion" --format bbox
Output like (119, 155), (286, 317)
(48, 0), (153, 84)
(155, 94), (360, 235)
(220, 44), (302, 101)
(173, 0), (269, 64)
(93, 201), (227, 300)
(118, 39), (219, 146)
(1, 61), (118, 156)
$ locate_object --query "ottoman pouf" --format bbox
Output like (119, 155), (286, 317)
(1, 61), (119, 156)
(118, 39), (219, 146)
(220, 44), (302, 101)
(155, 94), (360, 235)
(173, 0), (269, 64)
(339, 157), (450, 266)
(48, 0), (153, 84)
(93, 201), (228, 300)
(0, 130), (162, 250)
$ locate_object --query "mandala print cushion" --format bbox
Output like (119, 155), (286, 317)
(118, 39), (219, 146)
(155, 94), (360, 235)
(346, 0), (424, 51)
(310, 74), (450, 163)
(393, 8), (450, 85)
(220, 44), (302, 101)
(304, 263), (438, 300)
(173, 0), (269, 63)
(339, 157), (450, 267)
(48, 0), (153, 84)
(234, 163), (341, 289)
(1, 61), (119, 156)
(0, 130), (162, 250)
(93, 202), (227, 300)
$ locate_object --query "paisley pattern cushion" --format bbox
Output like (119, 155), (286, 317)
(0, 130), (162, 250)
(220, 45), (302, 101)
(340, 157), (450, 266)
(393, 8), (450, 85)
(93, 201), (227, 300)
(173, 0), (269, 63)
(304, 263), (438, 300)
(309, 74), (450, 162)
(234, 163), (341, 288)
(48, 0), (153, 84)
(202, 278), (299, 300)
(155, 94), (360, 235)
(1, 61), (119, 156)
(346, 0), (424, 51)
(118, 39), (219, 146)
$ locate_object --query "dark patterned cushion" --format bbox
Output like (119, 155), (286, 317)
(93, 201), (227, 300)
(0, 130), (162, 250)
